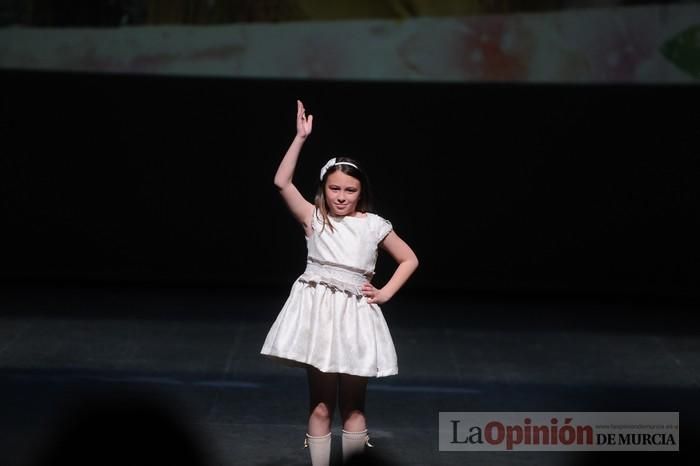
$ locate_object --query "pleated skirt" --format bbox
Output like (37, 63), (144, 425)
(260, 278), (398, 378)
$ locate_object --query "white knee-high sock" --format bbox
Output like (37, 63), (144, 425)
(305, 432), (331, 466)
(342, 429), (373, 463)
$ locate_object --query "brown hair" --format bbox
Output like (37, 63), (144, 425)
(314, 156), (373, 233)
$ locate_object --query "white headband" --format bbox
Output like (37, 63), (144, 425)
(319, 158), (359, 180)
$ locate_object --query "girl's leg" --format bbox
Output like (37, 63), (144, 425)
(338, 373), (368, 431)
(339, 374), (371, 463)
(307, 366), (338, 435)
(305, 367), (338, 466)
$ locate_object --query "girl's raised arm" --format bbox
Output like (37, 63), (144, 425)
(274, 100), (315, 236)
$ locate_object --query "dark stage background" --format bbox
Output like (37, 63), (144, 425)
(2, 69), (698, 303)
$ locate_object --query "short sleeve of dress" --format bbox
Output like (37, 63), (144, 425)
(373, 214), (393, 244)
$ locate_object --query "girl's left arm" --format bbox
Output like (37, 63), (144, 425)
(363, 231), (419, 305)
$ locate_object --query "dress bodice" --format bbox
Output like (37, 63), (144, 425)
(306, 209), (393, 274)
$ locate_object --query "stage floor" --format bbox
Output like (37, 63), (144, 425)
(0, 286), (696, 465)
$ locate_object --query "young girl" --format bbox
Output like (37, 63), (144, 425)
(260, 100), (419, 466)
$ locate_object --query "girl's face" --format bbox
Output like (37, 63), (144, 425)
(325, 170), (361, 216)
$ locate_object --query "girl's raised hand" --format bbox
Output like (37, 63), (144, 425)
(296, 99), (313, 139)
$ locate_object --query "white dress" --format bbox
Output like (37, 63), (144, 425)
(260, 208), (398, 377)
